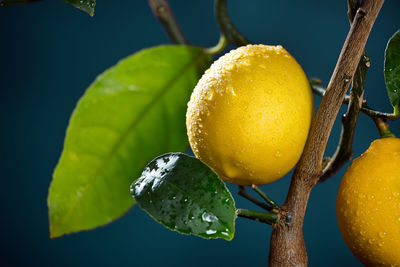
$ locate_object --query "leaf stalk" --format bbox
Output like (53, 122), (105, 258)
(236, 208), (279, 225)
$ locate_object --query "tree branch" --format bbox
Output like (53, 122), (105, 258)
(147, 0), (188, 44)
(320, 1), (369, 182)
(320, 53), (369, 182)
(269, 1), (384, 266)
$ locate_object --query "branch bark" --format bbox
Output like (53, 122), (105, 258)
(268, 1), (384, 266)
(147, 0), (188, 44)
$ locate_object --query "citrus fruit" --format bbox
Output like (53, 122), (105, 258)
(186, 44), (313, 185)
(337, 137), (400, 266)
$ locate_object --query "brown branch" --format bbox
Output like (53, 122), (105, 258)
(269, 1), (384, 266)
(320, 53), (369, 182)
(147, 0), (188, 44)
(320, 0), (370, 182)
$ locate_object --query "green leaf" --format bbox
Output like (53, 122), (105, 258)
(63, 0), (96, 16)
(384, 30), (400, 109)
(131, 153), (236, 241)
(48, 45), (211, 238)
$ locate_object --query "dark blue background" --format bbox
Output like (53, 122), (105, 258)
(1, 1), (399, 266)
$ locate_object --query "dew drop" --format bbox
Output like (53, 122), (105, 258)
(225, 63), (235, 71)
(242, 59), (251, 66)
(378, 231), (387, 238)
(230, 87), (236, 96)
(368, 238), (375, 244)
(206, 229), (217, 235)
(275, 150), (282, 158)
(207, 90), (214, 101)
(202, 212), (218, 223)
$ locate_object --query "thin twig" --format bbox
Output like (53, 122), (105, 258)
(236, 208), (279, 225)
(310, 80), (398, 120)
(147, 0), (188, 44)
(251, 185), (280, 210)
(215, 0), (249, 46)
(238, 186), (272, 211)
(0, 0), (42, 6)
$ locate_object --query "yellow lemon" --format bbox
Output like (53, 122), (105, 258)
(337, 137), (400, 266)
(186, 44), (313, 185)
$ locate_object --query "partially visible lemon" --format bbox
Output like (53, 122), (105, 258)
(337, 137), (400, 266)
(186, 44), (313, 185)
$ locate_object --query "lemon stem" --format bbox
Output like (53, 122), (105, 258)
(238, 186), (273, 211)
(393, 105), (399, 118)
(206, 35), (228, 55)
(236, 209), (279, 225)
(215, 0), (250, 46)
(251, 185), (280, 210)
(147, 0), (188, 44)
(374, 117), (396, 138)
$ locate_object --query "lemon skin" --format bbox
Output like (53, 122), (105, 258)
(337, 137), (400, 266)
(186, 44), (313, 185)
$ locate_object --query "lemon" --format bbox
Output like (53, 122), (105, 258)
(337, 137), (400, 266)
(186, 44), (313, 185)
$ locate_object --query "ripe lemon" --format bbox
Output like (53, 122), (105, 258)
(337, 137), (400, 266)
(186, 44), (313, 185)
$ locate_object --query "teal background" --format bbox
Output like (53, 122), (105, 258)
(0, 0), (399, 266)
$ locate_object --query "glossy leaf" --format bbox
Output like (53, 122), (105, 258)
(63, 0), (96, 16)
(131, 153), (236, 241)
(384, 30), (400, 108)
(48, 45), (210, 238)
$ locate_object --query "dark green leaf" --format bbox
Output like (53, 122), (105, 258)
(131, 153), (236, 241)
(48, 45), (211, 238)
(63, 0), (96, 16)
(384, 30), (400, 108)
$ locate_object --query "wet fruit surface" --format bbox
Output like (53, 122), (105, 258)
(186, 44), (313, 185)
(337, 137), (400, 266)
